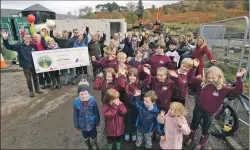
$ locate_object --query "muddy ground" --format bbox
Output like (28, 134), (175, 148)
(0, 70), (247, 149)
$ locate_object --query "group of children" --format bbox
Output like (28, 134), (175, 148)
(73, 31), (246, 150)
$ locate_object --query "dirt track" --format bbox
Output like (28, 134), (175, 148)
(1, 71), (232, 149)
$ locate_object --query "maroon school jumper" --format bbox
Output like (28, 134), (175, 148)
(92, 56), (119, 71)
(102, 103), (127, 137)
(150, 76), (182, 111)
(93, 76), (125, 103)
(189, 68), (244, 116)
(191, 45), (214, 77)
(171, 69), (189, 102)
(117, 73), (151, 105)
(146, 54), (176, 76)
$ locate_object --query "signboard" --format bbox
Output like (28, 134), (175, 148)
(32, 47), (90, 73)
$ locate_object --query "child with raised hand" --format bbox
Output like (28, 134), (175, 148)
(144, 40), (178, 76)
(132, 90), (164, 150)
(102, 89), (127, 150)
(73, 81), (100, 150)
(116, 52), (130, 70)
(171, 58), (194, 105)
(116, 67), (151, 142)
(92, 45), (118, 71)
(157, 102), (191, 149)
(151, 67), (183, 112)
(185, 59), (245, 149)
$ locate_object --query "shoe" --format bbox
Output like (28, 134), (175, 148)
(193, 135), (209, 150)
(30, 92), (35, 97)
(184, 129), (196, 147)
(89, 138), (98, 150)
(63, 82), (68, 86)
(56, 84), (61, 89)
(41, 84), (46, 89)
(108, 143), (113, 150)
(116, 141), (121, 150)
(125, 134), (130, 142)
(83, 138), (90, 150)
(35, 90), (44, 94)
(132, 135), (136, 142)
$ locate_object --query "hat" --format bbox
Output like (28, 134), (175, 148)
(77, 79), (90, 93)
(169, 39), (177, 46)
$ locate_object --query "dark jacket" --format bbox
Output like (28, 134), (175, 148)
(102, 102), (127, 136)
(88, 40), (101, 57)
(50, 30), (74, 48)
(132, 96), (164, 135)
(3, 39), (38, 68)
(128, 58), (146, 73)
(123, 37), (134, 57)
(188, 68), (244, 116)
(73, 96), (100, 131)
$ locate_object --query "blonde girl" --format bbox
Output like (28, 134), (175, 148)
(157, 102), (191, 149)
(102, 89), (127, 150)
(185, 59), (245, 149)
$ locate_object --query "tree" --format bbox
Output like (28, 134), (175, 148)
(79, 6), (95, 19)
(120, 6), (129, 12)
(126, 2), (137, 12)
(224, 0), (236, 9)
(67, 11), (72, 15)
(126, 12), (138, 24)
(243, 0), (249, 12)
(95, 2), (120, 12)
(136, 0), (144, 19)
(152, 5), (156, 9)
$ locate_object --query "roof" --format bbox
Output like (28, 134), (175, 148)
(56, 14), (78, 20)
(22, 4), (54, 12)
(1, 9), (21, 17)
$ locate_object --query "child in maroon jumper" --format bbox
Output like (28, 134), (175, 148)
(92, 45), (118, 71)
(150, 67), (183, 112)
(145, 40), (177, 76)
(93, 68), (125, 103)
(116, 67), (151, 142)
(171, 58), (194, 105)
(117, 52), (131, 70)
(127, 47), (147, 80)
(185, 59), (245, 149)
(102, 89), (127, 150)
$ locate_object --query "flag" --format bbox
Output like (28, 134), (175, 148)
(157, 8), (160, 21)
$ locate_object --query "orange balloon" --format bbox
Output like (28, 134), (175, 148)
(27, 15), (35, 24)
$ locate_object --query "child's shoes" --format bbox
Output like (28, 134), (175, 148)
(132, 135), (136, 142)
(124, 134), (130, 142)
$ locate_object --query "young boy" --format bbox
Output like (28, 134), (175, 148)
(73, 81), (100, 150)
(132, 90), (164, 150)
(165, 39), (180, 67)
(145, 40), (177, 76)
(171, 58), (194, 105)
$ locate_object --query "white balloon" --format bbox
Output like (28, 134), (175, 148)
(46, 20), (55, 27)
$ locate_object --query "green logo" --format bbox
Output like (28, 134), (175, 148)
(38, 56), (52, 68)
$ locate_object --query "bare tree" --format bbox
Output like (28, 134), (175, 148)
(67, 11), (72, 15)
(126, 2), (137, 12)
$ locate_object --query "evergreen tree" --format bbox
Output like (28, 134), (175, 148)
(136, 0), (144, 19)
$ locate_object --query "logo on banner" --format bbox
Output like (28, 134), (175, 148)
(38, 56), (52, 68)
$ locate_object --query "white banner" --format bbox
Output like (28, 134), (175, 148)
(32, 47), (90, 73)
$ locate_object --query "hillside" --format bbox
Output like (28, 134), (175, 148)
(94, 0), (248, 24)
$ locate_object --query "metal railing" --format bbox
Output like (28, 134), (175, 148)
(199, 16), (249, 128)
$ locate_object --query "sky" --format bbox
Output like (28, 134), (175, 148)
(1, 1), (179, 15)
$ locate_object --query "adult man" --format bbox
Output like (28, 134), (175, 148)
(1, 30), (43, 97)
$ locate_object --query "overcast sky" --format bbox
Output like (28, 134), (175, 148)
(1, 1), (179, 15)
